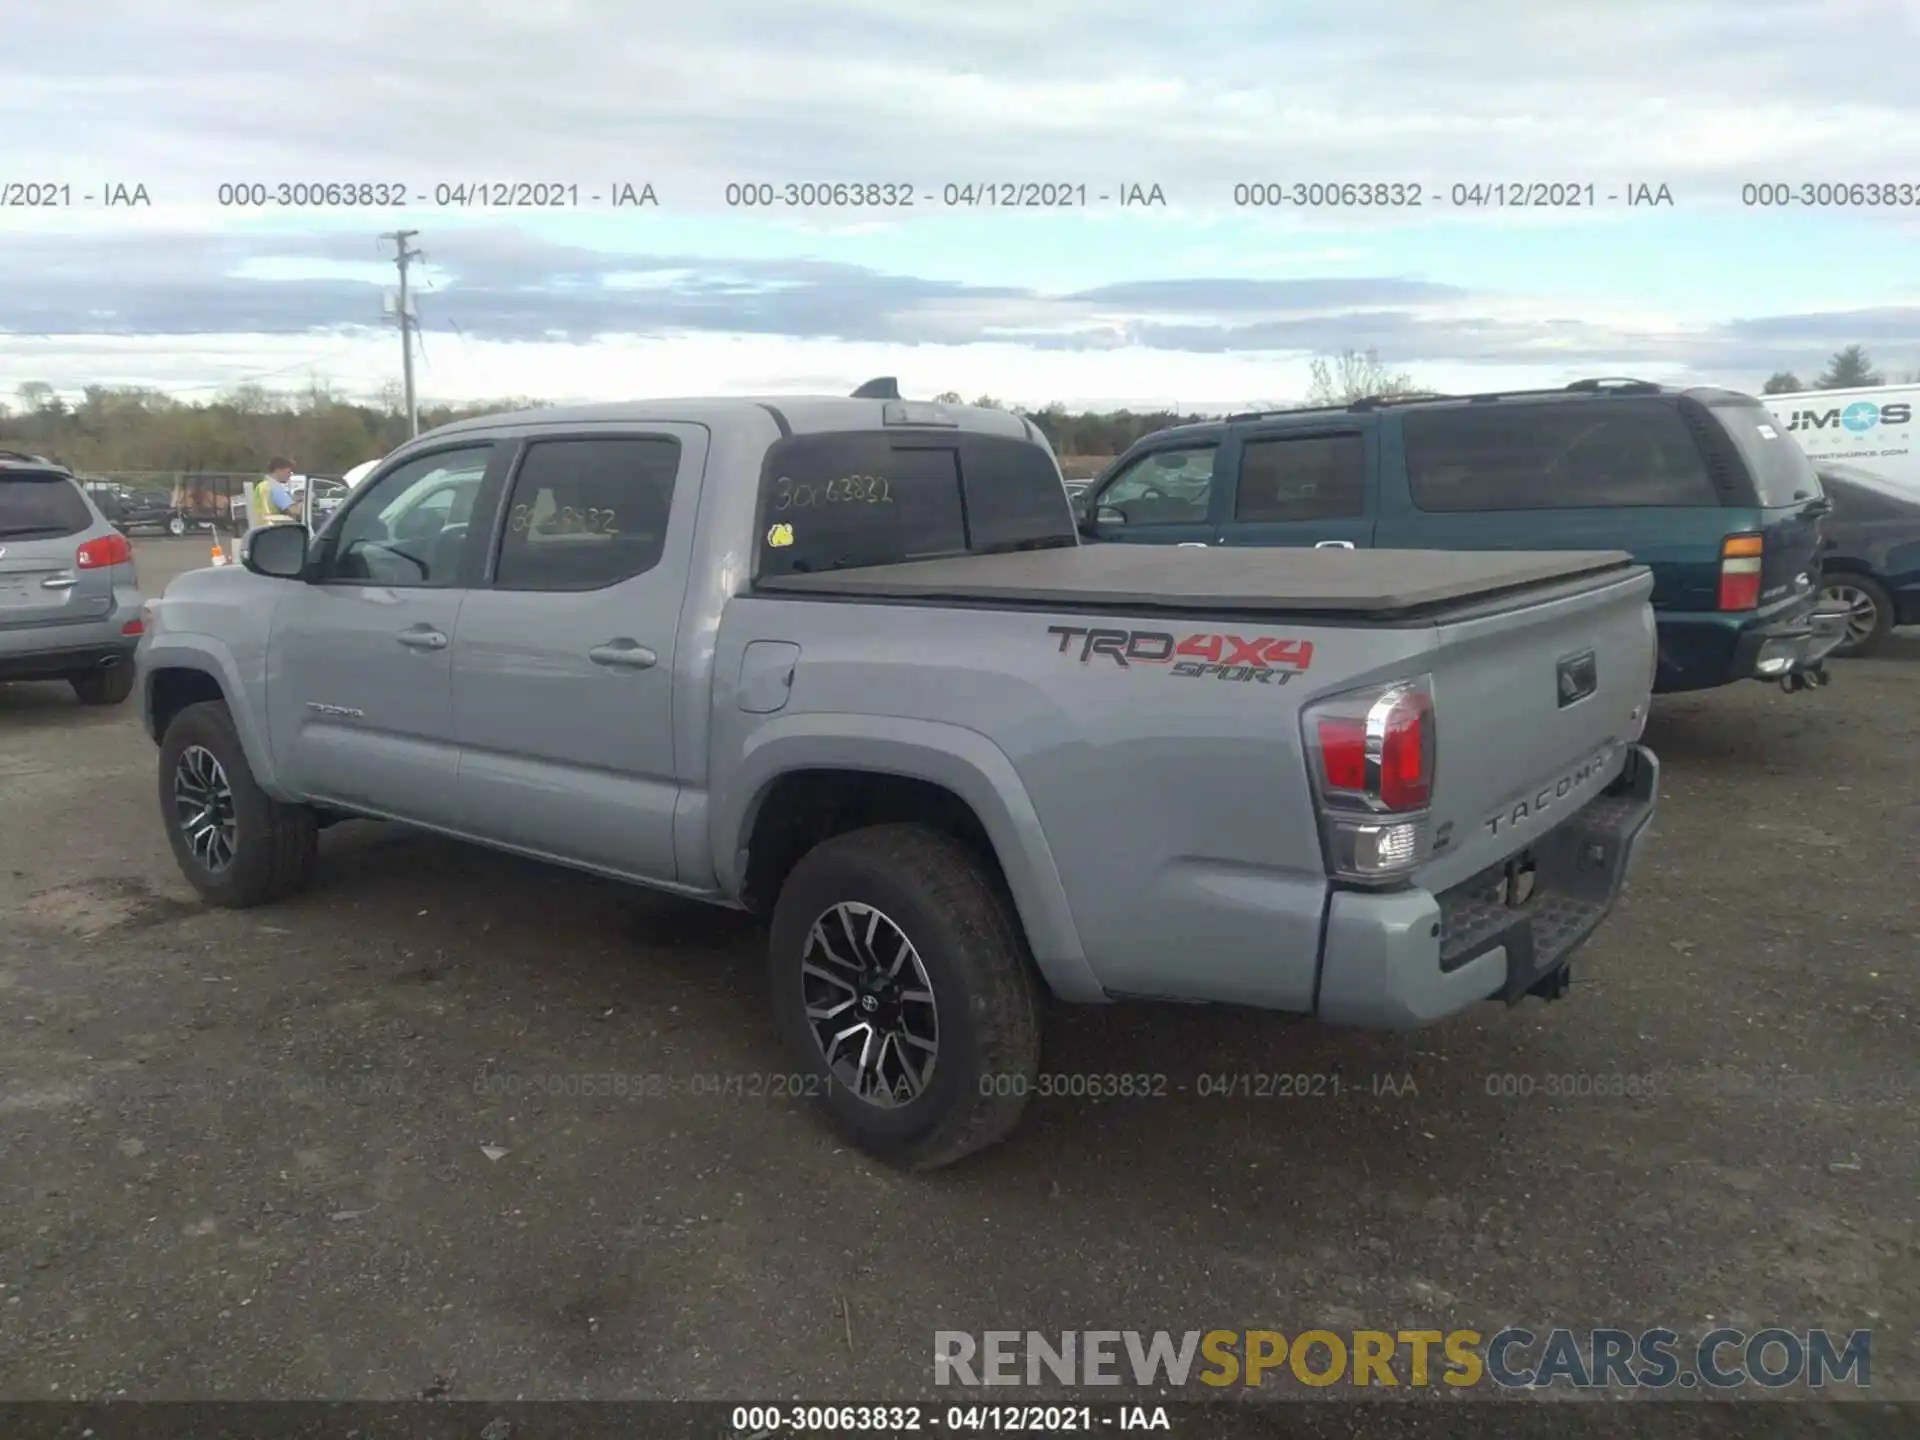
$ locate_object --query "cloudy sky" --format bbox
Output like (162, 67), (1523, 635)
(3, 0), (1918, 410)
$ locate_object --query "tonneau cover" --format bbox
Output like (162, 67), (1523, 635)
(754, 544), (1638, 619)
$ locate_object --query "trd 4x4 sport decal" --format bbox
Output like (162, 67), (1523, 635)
(1047, 625), (1314, 685)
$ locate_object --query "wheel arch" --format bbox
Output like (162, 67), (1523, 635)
(719, 715), (1103, 1002)
(141, 641), (286, 797)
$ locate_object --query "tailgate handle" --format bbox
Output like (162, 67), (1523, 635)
(1315, 540), (1355, 550)
(41, 574), (78, 589)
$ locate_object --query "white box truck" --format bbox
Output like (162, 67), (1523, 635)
(1762, 384), (1918, 496)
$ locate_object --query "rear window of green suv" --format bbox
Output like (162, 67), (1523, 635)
(1404, 399), (1720, 510)
(1704, 397), (1824, 508)
(0, 471), (92, 537)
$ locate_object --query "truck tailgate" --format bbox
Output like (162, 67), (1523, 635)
(1415, 565), (1656, 896)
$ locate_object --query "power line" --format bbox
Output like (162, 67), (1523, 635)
(382, 229), (422, 437)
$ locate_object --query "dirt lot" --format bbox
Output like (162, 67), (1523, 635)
(1, 537), (1913, 1418)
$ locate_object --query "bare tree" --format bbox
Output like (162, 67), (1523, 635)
(931, 390), (962, 404)
(1306, 349), (1425, 405)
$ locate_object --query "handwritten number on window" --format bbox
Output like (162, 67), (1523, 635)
(772, 474), (892, 511)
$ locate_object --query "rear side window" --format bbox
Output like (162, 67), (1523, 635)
(757, 431), (1071, 576)
(1235, 433), (1366, 521)
(496, 436), (680, 590)
(1705, 398), (1823, 508)
(1404, 400), (1720, 511)
(0, 472), (92, 537)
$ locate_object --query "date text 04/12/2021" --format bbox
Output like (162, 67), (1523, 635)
(729, 1404), (1171, 1433)
(211, 181), (659, 208)
(1228, 181), (1675, 208)
(723, 182), (1167, 209)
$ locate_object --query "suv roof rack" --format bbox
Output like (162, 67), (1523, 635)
(0, 448), (64, 468)
(851, 376), (901, 400)
(1215, 377), (1670, 426)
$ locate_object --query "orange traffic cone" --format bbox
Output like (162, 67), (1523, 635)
(210, 540), (227, 566)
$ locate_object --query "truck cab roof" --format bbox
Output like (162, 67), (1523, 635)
(423, 395), (1045, 445)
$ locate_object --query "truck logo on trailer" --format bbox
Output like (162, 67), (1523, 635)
(1788, 401), (1911, 433)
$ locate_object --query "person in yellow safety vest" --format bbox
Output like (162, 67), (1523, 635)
(246, 458), (303, 529)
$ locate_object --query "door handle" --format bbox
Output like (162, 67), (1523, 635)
(1176, 542), (1209, 548)
(395, 626), (448, 651)
(589, 640), (658, 670)
(1315, 540), (1356, 550)
(41, 575), (78, 589)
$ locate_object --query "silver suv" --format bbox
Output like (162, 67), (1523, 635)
(0, 451), (144, 705)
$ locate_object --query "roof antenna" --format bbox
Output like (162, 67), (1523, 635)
(851, 376), (901, 400)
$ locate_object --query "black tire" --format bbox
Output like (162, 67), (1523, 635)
(166, 513), (187, 536)
(69, 660), (135, 706)
(158, 700), (318, 907)
(768, 823), (1042, 1170)
(1822, 573), (1894, 658)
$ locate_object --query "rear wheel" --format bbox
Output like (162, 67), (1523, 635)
(158, 700), (318, 907)
(70, 660), (135, 706)
(1821, 574), (1893, 658)
(166, 513), (187, 536)
(768, 823), (1042, 1170)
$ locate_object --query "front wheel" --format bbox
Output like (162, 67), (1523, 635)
(1821, 574), (1894, 658)
(158, 700), (318, 907)
(768, 823), (1042, 1170)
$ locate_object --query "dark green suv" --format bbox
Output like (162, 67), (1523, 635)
(1077, 378), (1848, 694)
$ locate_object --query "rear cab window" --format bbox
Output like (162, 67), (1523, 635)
(1404, 399), (1720, 511)
(0, 469), (93, 538)
(756, 430), (1073, 576)
(1701, 397), (1824, 508)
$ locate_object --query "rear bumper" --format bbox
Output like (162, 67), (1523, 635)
(1654, 601), (1848, 692)
(1315, 744), (1659, 1028)
(0, 603), (144, 681)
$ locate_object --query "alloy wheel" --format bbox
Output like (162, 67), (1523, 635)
(800, 901), (940, 1108)
(1821, 582), (1880, 648)
(173, 744), (238, 873)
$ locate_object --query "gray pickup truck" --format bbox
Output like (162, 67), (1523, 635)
(137, 395), (1661, 1168)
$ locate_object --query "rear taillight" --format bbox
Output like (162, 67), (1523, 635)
(1718, 534), (1763, 611)
(76, 532), (132, 569)
(1302, 677), (1436, 884)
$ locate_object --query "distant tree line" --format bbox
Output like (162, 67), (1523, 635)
(0, 381), (547, 480)
(1761, 345), (1917, 395)
(3, 345), (1911, 480)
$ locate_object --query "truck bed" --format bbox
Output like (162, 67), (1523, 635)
(754, 544), (1640, 622)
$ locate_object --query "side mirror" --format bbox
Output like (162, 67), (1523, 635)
(1096, 505), (1126, 526)
(242, 523), (310, 578)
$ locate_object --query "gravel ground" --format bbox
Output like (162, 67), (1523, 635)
(0, 538), (1912, 1427)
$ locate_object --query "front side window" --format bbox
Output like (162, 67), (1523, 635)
(1096, 445), (1217, 525)
(325, 445), (493, 586)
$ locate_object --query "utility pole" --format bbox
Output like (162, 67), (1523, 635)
(382, 230), (421, 437)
